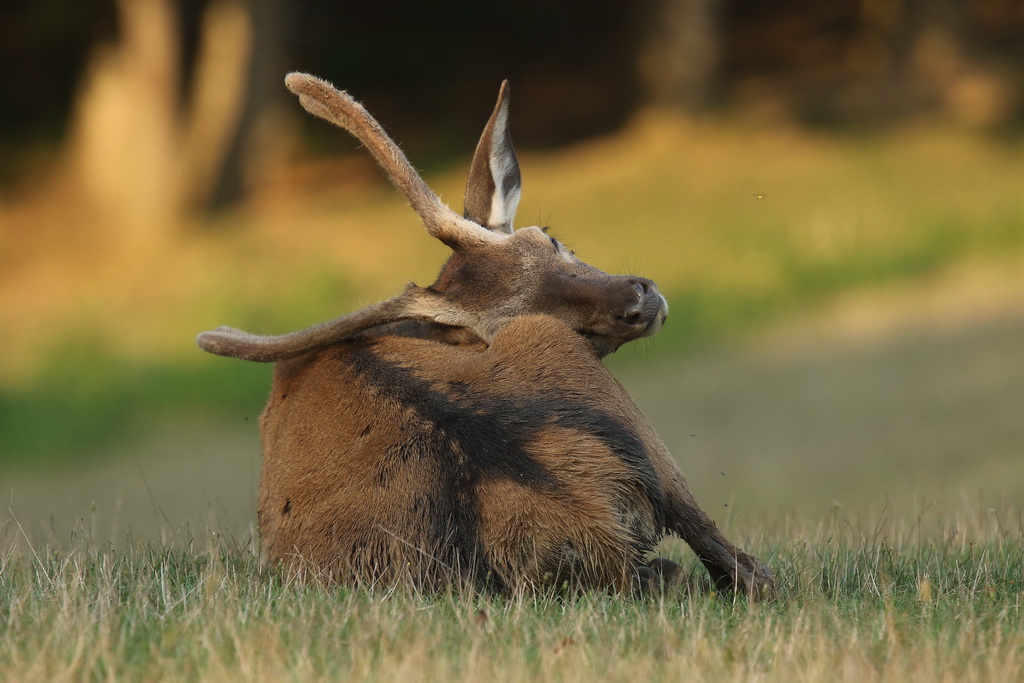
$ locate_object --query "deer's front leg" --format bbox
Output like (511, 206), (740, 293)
(668, 489), (774, 599)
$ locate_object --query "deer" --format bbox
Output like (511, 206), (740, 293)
(197, 72), (773, 597)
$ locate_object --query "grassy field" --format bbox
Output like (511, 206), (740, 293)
(1, 116), (1023, 680)
(2, 505), (1021, 682)
(2, 263), (1021, 680)
(1, 117), (1023, 465)
(4, 269), (1023, 540)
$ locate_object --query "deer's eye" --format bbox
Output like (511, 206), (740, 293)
(549, 236), (559, 251)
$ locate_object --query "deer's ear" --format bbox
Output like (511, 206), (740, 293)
(463, 81), (521, 235)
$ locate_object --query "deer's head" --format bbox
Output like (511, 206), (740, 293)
(197, 73), (668, 361)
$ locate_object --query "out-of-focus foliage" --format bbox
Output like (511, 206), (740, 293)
(3, 1), (1022, 174)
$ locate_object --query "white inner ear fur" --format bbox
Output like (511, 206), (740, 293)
(488, 182), (520, 232)
(487, 105), (520, 232)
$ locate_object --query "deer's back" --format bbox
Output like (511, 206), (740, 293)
(257, 315), (677, 590)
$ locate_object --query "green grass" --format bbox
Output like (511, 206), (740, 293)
(0, 349), (270, 469)
(3, 106), (1022, 682)
(2, 121), (1023, 468)
(2, 509), (1021, 681)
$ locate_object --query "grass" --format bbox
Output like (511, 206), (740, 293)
(2, 506), (1021, 682)
(2, 110), (1022, 681)
(0, 350), (270, 469)
(1, 118), (1023, 465)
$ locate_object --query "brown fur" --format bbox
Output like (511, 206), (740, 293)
(258, 315), (770, 594)
(199, 73), (773, 596)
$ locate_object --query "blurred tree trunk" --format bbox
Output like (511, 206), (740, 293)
(177, 0), (253, 212)
(637, 0), (722, 112)
(897, 0), (1012, 125)
(62, 0), (253, 242)
(208, 0), (287, 211)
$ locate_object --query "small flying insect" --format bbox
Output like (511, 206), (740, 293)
(753, 193), (765, 200)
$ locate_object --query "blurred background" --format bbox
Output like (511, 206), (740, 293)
(1, 0), (1022, 546)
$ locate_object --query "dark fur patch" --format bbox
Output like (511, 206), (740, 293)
(339, 342), (667, 580)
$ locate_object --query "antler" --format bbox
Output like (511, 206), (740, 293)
(196, 75), (509, 362)
(284, 72), (498, 248)
(197, 287), (454, 362)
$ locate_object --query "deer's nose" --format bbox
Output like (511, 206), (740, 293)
(619, 278), (659, 327)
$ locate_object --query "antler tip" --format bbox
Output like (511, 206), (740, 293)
(285, 71), (335, 96)
(196, 327), (242, 353)
(196, 330), (217, 352)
